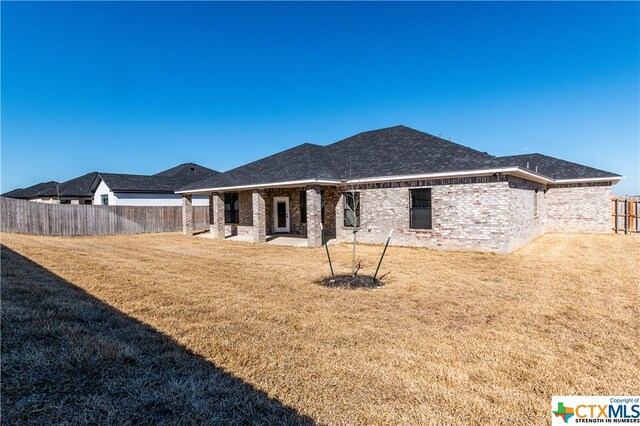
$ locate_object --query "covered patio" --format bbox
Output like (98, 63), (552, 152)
(194, 232), (338, 247)
(181, 184), (340, 248)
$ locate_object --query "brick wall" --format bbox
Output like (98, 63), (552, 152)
(264, 188), (305, 235)
(335, 176), (513, 253)
(208, 177), (613, 251)
(507, 177), (547, 252)
(546, 183), (612, 233)
(252, 190), (266, 243)
(182, 194), (193, 236)
(322, 187), (339, 239)
(221, 191), (253, 237)
(262, 187), (339, 237)
(306, 185), (323, 247)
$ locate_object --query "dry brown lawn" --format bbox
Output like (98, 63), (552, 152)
(2, 232), (639, 425)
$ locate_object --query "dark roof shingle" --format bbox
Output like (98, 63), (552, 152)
(99, 163), (220, 193)
(2, 163), (220, 198)
(324, 125), (497, 179)
(2, 181), (60, 199)
(182, 144), (337, 190)
(98, 173), (182, 193)
(154, 163), (220, 185)
(493, 153), (620, 180)
(47, 172), (99, 197)
(181, 125), (619, 191)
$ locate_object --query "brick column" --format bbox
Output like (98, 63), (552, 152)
(182, 194), (193, 236)
(210, 192), (225, 238)
(306, 185), (322, 247)
(252, 189), (266, 243)
(208, 193), (214, 230)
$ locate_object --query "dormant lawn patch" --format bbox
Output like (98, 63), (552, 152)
(2, 233), (638, 425)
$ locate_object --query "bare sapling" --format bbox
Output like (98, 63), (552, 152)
(343, 185), (372, 277)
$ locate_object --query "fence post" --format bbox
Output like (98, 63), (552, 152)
(614, 198), (618, 234)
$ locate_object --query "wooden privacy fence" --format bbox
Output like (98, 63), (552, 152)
(0, 197), (210, 236)
(611, 196), (639, 234)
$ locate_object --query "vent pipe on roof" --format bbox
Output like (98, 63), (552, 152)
(535, 166), (538, 173)
(526, 162), (530, 169)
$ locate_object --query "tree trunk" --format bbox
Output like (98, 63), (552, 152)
(351, 230), (357, 276)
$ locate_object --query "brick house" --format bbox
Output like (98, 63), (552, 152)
(178, 126), (620, 253)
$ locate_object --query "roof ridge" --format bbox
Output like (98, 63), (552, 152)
(325, 125), (493, 159)
(98, 171), (171, 177)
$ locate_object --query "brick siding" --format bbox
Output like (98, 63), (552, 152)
(506, 176), (547, 252)
(335, 176), (513, 253)
(546, 183), (612, 233)
(202, 177), (613, 252)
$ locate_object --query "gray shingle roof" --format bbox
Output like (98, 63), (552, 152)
(2, 163), (219, 198)
(493, 153), (620, 180)
(2, 181), (60, 199)
(1, 188), (28, 198)
(42, 172), (99, 198)
(98, 173), (185, 193)
(182, 125), (619, 192)
(181, 126), (500, 191)
(154, 163), (220, 185)
(324, 125), (497, 179)
(182, 144), (337, 190)
(98, 163), (219, 193)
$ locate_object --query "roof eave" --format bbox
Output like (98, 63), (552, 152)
(175, 168), (622, 194)
(346, 167), (554, 185)
(176, 178), (343, 194)
(552, 176), (622, 184)
(112, 189), (179, 194)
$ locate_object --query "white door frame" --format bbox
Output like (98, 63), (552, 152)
(273, 197), (290, 233)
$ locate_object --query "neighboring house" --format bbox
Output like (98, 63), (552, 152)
(1, 181), (61, 203)
(2, 174), (97, 204)
(54, 172), (99, 204)
(3, 163), (219, 207)
(92, 163), (219, 206)
(177, 125), (621, 253)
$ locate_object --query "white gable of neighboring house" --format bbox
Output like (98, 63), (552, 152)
(93, 179), (116, 205)
(93, 178), (208, 206)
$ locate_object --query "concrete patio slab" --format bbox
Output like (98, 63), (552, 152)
(194, 231), (336, 247)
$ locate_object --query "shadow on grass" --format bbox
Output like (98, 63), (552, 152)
(0, 245), (314, 425)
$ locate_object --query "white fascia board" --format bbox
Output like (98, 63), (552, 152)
(175, 179), (343, 195)
(339, 168), (620, 185)
(176, 168), (622, 194)
(508, 168), (555, 183)
(347, 167), (553, 185)
(553, 176), (622, 184)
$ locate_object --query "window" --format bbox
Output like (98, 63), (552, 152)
(224, 192), (239, 223)
(410, 189), (432, 229)
(300, 191), (307, 223)
(84, 199), (93, 205)
(343, 192), (360, 227)
(60, 200), (71, 204)
(300, 190), (325, 224)
(101, 195), (108, 205)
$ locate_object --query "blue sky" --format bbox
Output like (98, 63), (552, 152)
(2, 2), (638, 195)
